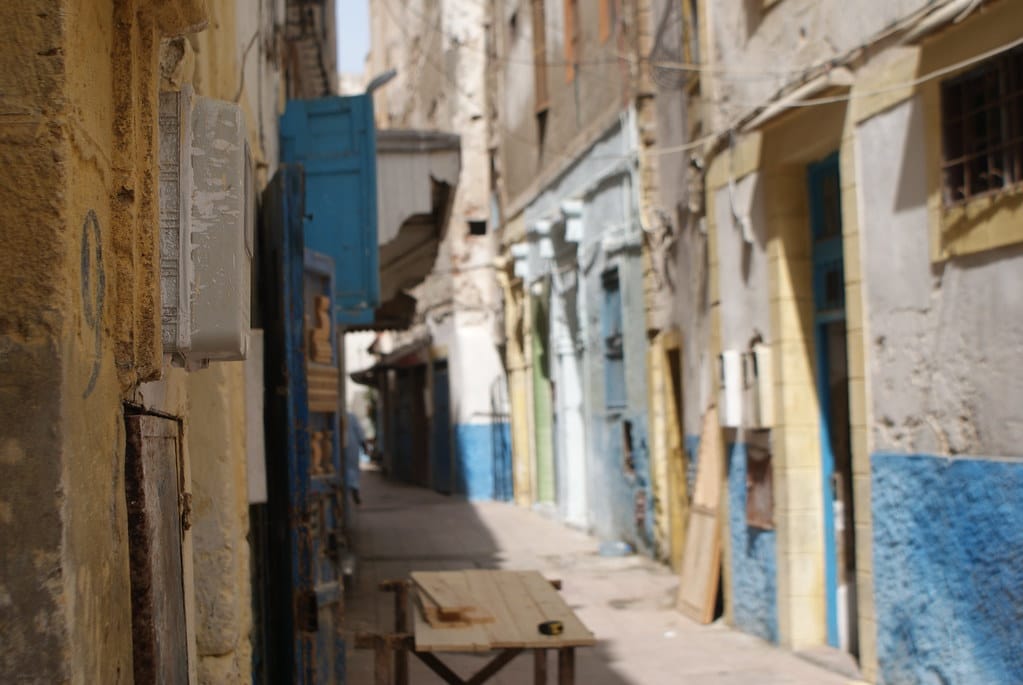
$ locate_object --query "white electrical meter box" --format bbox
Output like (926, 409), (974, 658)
(159, 86), (253, 369)
(561, 200), (584, 243)
(719, 350), (743, 427)
(744, 342), (775, 428)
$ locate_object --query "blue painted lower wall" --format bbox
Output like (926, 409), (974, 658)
(872, 453), (1023, 685)
(726, 442), (779, 643)
(453, 422), (513, 501)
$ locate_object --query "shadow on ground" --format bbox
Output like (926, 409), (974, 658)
(341, 469), (637, 685)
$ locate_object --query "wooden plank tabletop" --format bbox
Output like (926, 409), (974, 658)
(412, 570), (596, 653)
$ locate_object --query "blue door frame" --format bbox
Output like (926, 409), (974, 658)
(260, 166), (345, 684)
(807, 152), (846, 648)
(431, 359), (452, 494)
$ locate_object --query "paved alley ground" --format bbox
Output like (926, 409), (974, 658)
(342, 470), (855, 685)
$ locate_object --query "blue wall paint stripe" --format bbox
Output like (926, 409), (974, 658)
(872, 452), (1023, 685)
(453, 423), (513, 501)
(726, 442), (779, 643)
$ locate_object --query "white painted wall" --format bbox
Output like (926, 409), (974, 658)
(856, 97), (1023, 457)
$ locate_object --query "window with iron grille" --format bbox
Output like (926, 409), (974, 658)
(532, 0), (549, 113)
(941, 45), (1023, 206)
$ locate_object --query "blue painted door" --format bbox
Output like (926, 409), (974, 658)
(807, 153), (858, 654)
(280, 96), (379, 325)
(431, 360), (452, 494)
(260, 166), (346, 684)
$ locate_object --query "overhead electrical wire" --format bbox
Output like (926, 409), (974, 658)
(372, 0), (1023, 163)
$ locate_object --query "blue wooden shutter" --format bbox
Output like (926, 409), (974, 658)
(280, 96), (379, 324)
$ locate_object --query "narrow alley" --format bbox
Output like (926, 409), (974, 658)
(4, 0), (1023, 683)
(343, 469), (852, 685)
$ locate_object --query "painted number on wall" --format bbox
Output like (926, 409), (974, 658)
(81, 210), (105, 398)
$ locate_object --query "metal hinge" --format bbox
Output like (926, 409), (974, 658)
(180, 491), (193, 531)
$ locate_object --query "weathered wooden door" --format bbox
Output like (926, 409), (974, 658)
(261, 166), (346, 684)
(124, 412), (192, 685)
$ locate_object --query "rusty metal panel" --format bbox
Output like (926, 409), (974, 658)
(125, 413), (189, 684)
(745, 429), (774, 530)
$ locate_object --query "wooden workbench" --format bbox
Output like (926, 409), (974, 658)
(356, 570), (596, 684)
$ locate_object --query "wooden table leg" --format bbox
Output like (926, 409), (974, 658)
(534, 648), (547, 684)
(393, 582), (409, 685)
(557, 648), (575, 685)
(374, 640), (392, 685)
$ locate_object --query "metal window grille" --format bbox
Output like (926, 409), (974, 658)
(532, 0), (549, 113)
(941, 45), (1023, 206)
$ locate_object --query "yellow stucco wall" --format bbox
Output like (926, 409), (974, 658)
(705, 97), (875, 668)
(0, 0), (271, 681)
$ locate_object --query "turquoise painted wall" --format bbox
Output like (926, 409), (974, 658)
(726, 441), (779, 643)
(872, 453), (1023, 684)
(453, 422), (513, 501)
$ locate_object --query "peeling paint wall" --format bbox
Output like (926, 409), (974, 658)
(858, 94), (1023, 685)
(727, 440), (779, 643)
(368, 0), (510, 501)
(859, 97), (1023, 458)
(704, 0), (930, 131)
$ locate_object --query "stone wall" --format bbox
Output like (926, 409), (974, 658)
(0, 0), (280, 681)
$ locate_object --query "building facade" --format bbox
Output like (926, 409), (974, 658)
(364, 0), (512, 501)
(697, 0), (1023, 682)
(0, 0), (344, 682)
(487, 0), (665, 550)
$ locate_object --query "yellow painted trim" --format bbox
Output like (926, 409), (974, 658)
(839, 122), (878, 682)
(851, 46), (922, 125)
(647, 339), (671, 559)
(706, 131), (763, 191)
(848, 0), (1023, 262)
(661, 332), (688, 573)
(501, 209), (527, 246)
(660, 329), (682, 350)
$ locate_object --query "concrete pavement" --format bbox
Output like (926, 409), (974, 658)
(342, 469), (855, 684)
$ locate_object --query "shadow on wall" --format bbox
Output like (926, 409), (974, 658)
(342, 471), (638, 684)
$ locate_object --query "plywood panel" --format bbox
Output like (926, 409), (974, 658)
(412, 571), (596, 652)
(691, 406), (723, 508)
(676, 406), (724, 623)
(411, 571), (476, 616)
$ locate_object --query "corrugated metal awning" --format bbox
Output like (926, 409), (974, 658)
(376, 129), (461, 304)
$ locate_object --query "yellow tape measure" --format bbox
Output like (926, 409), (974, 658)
(538, 620), (564, 636)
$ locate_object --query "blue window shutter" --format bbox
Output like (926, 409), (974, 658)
(602, 268), (626, 409)
(280, 95), (380, 324)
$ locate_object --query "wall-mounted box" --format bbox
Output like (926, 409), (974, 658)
(561, 200), (584, 243)
(719, 350), (743, 427)
(159, 86), (253, 369)
(745, 342), (775, 428)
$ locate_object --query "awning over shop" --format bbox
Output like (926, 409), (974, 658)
(345, 292), (418, 332)
(376, 130), (461, 305)
(349, 334), (432, 386)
